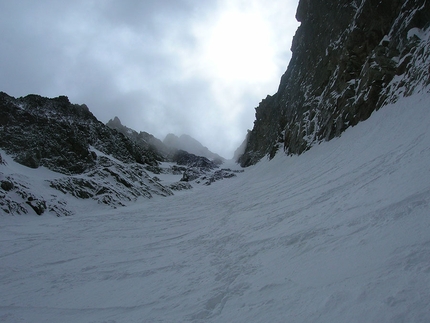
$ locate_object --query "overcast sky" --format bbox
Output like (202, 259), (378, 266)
(0, 0), (300, 158)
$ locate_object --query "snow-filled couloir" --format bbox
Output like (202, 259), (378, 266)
(1, 90), (430, 322)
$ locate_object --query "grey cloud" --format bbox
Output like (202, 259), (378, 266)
(0, 0), (299, 159)
(98, 0), (194, 28)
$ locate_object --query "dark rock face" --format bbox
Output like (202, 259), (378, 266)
(0, 93), (159, 174)
(239, 0), (430, 166)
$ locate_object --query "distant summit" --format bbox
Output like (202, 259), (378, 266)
(163, 134), (225, 162)
(106, 118), (224, 163)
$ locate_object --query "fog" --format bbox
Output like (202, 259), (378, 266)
(0, 0), (300, 158)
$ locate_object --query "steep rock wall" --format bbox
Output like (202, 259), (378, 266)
(239, 0), (430, 166)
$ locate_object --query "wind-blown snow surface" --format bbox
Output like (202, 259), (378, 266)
(2, 92), (430, 322)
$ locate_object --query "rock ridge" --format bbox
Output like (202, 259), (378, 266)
(0, 93), (241, 216)
(0, 92), (160, 174)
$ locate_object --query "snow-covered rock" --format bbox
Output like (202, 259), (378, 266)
(0, 94), (239, 215)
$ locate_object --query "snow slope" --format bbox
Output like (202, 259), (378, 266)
(1, 91), (430, 322)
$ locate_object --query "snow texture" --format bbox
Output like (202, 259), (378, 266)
(1, 91), (430, 322)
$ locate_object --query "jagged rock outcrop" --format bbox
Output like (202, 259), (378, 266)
(239, 0), (430, 166)
(0, 93), (160, 174)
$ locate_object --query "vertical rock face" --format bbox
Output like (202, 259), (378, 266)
(239, 0), (430, 166)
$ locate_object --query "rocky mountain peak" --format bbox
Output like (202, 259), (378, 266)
(108, 116), (123, 127)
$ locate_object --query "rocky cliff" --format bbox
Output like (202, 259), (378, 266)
(238, 0), (430, 166)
